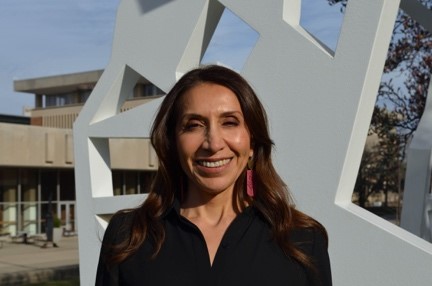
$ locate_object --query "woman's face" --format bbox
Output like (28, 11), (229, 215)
(176, 82), (253, 197)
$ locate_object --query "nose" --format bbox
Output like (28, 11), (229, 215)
(202, 125), (225, 152)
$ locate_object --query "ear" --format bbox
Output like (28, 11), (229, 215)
(249, 141), (254, 158)
(249, 138), (254, 158)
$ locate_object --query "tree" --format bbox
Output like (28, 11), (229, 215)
(355, 125), (401, 208)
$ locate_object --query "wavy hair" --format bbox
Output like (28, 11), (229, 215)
(107, 65), (327, 270)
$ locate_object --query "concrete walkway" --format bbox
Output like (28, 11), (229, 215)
(0, 236), (79, 285)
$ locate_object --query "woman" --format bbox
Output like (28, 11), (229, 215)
(96, 65), (332, 285)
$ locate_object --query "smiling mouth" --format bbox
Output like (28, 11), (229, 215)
(197, 158), (231, 168)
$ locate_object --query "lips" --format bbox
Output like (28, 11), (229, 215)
(197, 158), (231, 168)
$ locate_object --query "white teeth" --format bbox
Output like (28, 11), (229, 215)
(199, 159), (230, 168)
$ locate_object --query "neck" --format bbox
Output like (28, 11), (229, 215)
(180, 187), (237, 225)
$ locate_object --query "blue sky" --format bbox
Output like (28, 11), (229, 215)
(0, 0), (343, 116)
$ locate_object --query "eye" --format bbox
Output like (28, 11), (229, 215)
(223, 121), (238, 127)
(222, 117), (240, 127)
(182, 120), (203, 131)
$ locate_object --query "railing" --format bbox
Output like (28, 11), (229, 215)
(29, 96), (159, 129)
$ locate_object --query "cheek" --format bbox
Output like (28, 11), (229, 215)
(230, 132), (252, 156)
(176, 138), (188, 166)
(176, 135), (197, 165)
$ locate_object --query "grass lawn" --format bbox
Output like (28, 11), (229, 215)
(27, 278), (80, 286)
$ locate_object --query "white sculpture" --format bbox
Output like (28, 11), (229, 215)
(399, 0), (432, 243)
(74, 0), (432, 284)
(401, 77), (432, 242)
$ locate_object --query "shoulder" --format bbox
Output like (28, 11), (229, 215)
(290, 225), (332, 286)
(102, 210), (136, 244)
(289, 226), (328, 256)
(96, 211), (136, 285)
(109, 210), (135, 226)
(289, 209), (329, 252)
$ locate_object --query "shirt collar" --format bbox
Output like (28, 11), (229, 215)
(164, 197), (257, 247)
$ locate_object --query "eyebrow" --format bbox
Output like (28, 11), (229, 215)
(180, 111), (244, 120)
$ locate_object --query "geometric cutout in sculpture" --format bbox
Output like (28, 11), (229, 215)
(299, 0), (346, 53)
(363, 5), (432, 242)
(201, 8), (259, 70)
(349, 6), (411, 227)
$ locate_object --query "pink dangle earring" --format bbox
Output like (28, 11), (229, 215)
(246, 157), (254, 197)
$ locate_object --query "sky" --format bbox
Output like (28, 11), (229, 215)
(0, 0), (343, 116)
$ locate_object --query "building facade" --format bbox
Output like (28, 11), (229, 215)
(0, 70), (161, 236)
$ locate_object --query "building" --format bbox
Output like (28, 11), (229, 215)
(0, 70), (161, 236)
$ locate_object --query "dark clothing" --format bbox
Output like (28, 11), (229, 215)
(45, 213), (54, 242)
(96, 203), (332, 286)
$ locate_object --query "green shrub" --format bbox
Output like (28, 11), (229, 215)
(53, 216), (62, 228)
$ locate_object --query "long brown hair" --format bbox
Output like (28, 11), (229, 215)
(107, 65), (327, 270)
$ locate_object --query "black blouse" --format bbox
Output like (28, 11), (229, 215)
(96, 203), (332, 286)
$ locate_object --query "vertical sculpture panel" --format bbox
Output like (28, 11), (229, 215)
(74, 0), (432, 284)
(401, 77), (432, 241)
(398, 0), (432, 243)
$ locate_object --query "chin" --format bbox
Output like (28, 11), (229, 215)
(197, 182), (235, 196)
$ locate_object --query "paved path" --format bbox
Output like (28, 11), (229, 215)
(0, 236), (79, 285)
